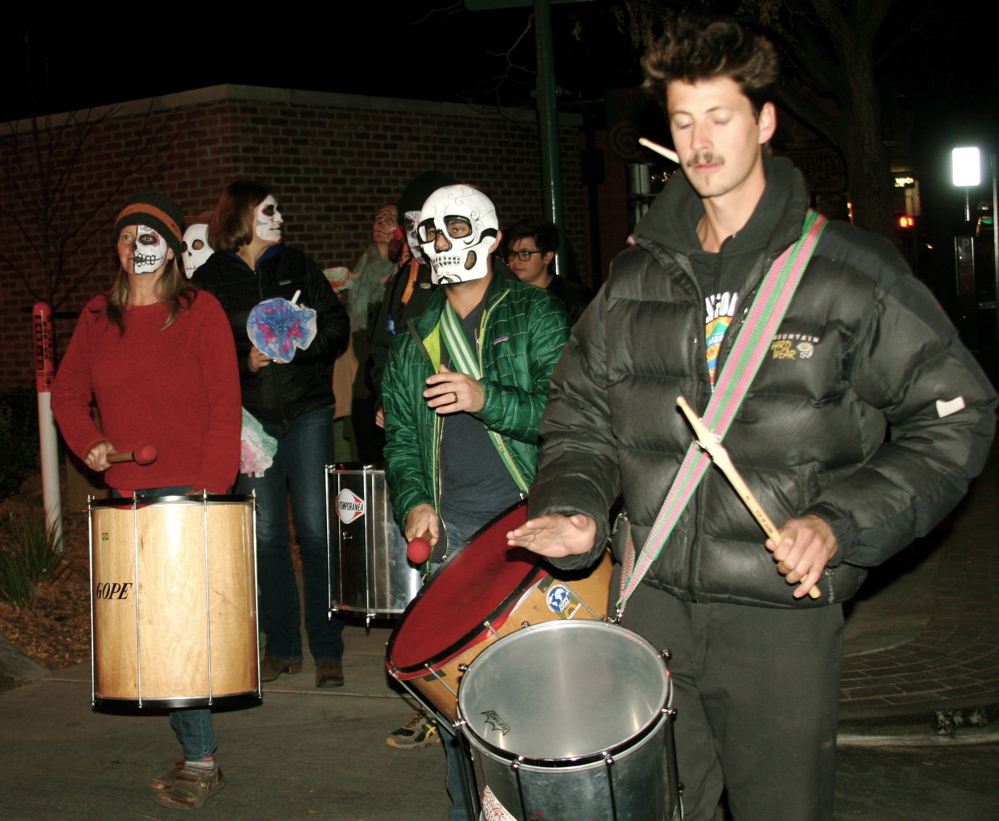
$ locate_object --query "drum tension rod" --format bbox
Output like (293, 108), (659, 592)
(422, 662), (459, 698)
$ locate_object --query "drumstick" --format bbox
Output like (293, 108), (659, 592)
(638, 137), (680, 164)
(407, 530), (433, 564)
(107, 444), (158, 466)
(676, 397), (822, 600)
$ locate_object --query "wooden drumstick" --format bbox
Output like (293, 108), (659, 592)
(676, 396), (822, 600)
(638, 137), (680, 164)
(107, 444), (158, 466)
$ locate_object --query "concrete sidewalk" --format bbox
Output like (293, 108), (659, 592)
(2, 448), (996, 819)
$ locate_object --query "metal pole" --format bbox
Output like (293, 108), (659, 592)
(533, 0), (567, 278)
(32, 302), (63, 553)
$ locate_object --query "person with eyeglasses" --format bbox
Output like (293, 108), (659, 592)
(503, 218), (592, 323)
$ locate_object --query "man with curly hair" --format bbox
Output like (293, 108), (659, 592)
(509, 17), (995, 820)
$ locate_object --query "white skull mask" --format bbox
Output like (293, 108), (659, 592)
(255, 195), (283, 243)
(404, 209), (427, 264)
(418, 186), (498, 285)
(133, 225), (169, 274)
(182, 223), (213, 278)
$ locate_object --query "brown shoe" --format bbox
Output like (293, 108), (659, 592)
(150, 761), (185, 791)
(316, 658), (344, 688)
(154, 764), (226, 810)
(260, 656), (302, 682)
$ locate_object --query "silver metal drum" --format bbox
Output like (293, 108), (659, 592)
(326, 464), (421, 622)
(458, 620), (680, 821)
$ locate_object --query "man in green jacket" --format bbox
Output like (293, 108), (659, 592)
(381, 184), (570, 819)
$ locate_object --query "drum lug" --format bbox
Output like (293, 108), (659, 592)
(458, 664), (469, 673)
(660, 648), (672, 661)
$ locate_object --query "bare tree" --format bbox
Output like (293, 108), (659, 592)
(0, 104), (176, 310)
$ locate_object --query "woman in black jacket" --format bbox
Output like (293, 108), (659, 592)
(194, 181), (350, 688)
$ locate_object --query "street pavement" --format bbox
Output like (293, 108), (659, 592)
(1, 449), (996, 820)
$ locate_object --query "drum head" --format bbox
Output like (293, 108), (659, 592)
(387, 503), (538, 671)
(459, 620), (669, 762)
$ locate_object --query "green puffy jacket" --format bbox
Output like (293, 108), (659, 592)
(382, 270), (570, 532)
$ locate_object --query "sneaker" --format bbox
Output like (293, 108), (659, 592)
(386, 709), (440, 749)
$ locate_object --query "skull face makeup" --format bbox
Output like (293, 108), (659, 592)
(254, 195), (283, 243)
(119, 224), (170, 275)
(418, 185), (499, 285)
(182, 223), (213, 278)
(373, 205), (398, 244)
(404, 210), (427, 264)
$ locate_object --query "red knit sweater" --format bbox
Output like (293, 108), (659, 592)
(51, 291), (241, 494)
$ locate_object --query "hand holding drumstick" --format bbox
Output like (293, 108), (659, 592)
(676, 397), (829, 600)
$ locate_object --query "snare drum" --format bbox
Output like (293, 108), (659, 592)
(89, 495), (258, 709)
(386, 503), (613, 723)
(326, 464), (421, 621)
(459, 620), (680, 821)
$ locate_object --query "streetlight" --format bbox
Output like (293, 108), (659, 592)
(951, 146), (981, 223)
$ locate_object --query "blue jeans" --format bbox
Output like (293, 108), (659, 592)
(437, 516), (485, 821)
(115, 487), (217, 761)
(239, 407), (344, 662)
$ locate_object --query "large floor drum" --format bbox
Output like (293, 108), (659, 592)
(459, 620), (680, 821)
(327, 464), (421, 621)
(89, 495), (258, 709)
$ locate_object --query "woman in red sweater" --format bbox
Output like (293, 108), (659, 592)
(52, 190), (241, 810)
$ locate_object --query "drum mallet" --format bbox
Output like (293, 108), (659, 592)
(407, 531), (433, 565)
(676, 397), (822, 600)
(107, 444), (159, 466)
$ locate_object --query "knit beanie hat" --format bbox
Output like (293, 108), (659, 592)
(114, 189), (185, 258)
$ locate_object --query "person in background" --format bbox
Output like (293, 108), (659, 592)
(503, 217), (592, 323)
(194, 181), (350, 689)
(52, 190), (240, 810)
(347, 203), (399, 462)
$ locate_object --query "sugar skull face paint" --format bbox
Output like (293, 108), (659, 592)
(118, 224), (170, 275)
(182, 223), (213, 278)
(255, 195), (283, 243)
(404, 209), (427, 264)
(373, 205), (398, 244)
(417, 185), (499, 285)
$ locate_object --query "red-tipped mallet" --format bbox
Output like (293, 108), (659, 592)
(107, 444), (158, 466)
(407, 531), (432, 565)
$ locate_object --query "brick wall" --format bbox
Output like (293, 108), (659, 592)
(0, 85), (585, 390)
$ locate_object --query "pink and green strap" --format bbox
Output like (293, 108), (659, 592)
(617, 211), (828, 616)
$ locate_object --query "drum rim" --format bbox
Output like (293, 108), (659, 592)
(89, 494), (254, 508)
(464, 703), (672, 769)
(385, 502), (538, 674)
(458, 619), (672, 766)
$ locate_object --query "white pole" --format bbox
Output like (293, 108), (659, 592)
(33, 303), (63, 553)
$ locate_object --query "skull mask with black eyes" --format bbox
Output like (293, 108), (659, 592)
(417, 185), (498, 285)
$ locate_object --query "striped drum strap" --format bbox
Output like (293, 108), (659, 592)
(439, 302), (529, 493)
(617, 211), (828, 617)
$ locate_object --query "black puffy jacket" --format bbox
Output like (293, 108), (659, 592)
(530, 158), (996, 607)
(194, 244), (349, 426)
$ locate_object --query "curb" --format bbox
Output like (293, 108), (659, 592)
(0, 630), (49, 681)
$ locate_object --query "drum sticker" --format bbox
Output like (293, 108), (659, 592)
(480, 710), (510, 736)
(546, 583), (582, 619)
(481, 786), (517, 821)
(94, 582), (133, 600)
(335, 488), (365, 524)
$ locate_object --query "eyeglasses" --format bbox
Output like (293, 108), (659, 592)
(507, 249), (544, 262)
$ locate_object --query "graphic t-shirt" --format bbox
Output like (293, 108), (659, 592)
(704, 290), (740, 386)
